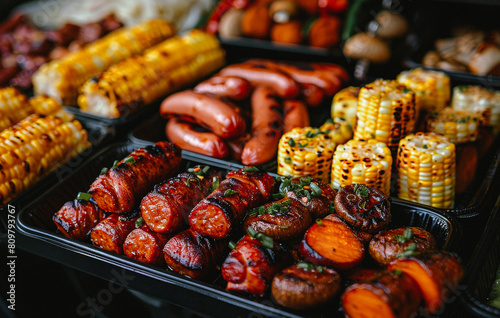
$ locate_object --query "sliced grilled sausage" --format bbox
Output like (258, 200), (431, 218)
(163, 228), (228, 279)
(123, 224), (170, 266)
(90, 211), (138, 254)
(369, 226), (437, 267)
(335, 184), (391, 234)
(284, 177), (337, 219)
(141, 167), (221, 234)
(53, 198), (104, 240)
(271, 263), (342, 310)
(89, 141), (182, 214)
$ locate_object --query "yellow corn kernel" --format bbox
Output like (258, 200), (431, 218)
(427, 107), (479, 144)
(331, 86), (359, 130)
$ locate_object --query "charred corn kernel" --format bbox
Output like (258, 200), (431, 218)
(0, 115), (91, 206)
(397, 132), (455, 209)
(28, 95), (74, 122)
(0, 87), (32, 132)
(397, 68), (450, 114)
(320, 118), (354, 145)
(451, 85), (500, 134)
(277, 127), (336, 182)
(354, 79), (417, 149)
(427, 107), (479, 144)
(32, 19), (176, 105)
(331, 139), (392, 195)
(78, 30), (225, 118)
(331, 86), (359, 130)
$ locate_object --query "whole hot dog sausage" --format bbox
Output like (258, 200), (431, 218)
(241, 86), (283, 165)
(193, 75), (253, 100)
(123, 224), (171, 265)
(283, 100), (310, 133)
(219, 63), (300, 98)
(141, 167), (221, 234)
(165, 118), (230, 158)
(89, 142), (182, 214)
(90, 212), (138, 254)
(160, 90), (246, 139)
(53, 198), (105, 241)
(301, 83), (326, 107)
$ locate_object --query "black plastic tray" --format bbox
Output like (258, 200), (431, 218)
(0, 118), (114, 233)
(15, 141), (462, 318)
(459, 194), (500, 317)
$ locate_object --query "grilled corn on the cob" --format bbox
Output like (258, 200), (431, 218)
(396, 132), (455, 209)
(319, 118), (354, 145)
(354, 79), (417, 149)
(277, 127), (336, 182)
(331, 139), (392, 195)
(0, 115), (90, 205)
(331, 86), (359, 130)
(427, 107), (479, 144)
(77, 30), (225, 117)
(32, 19), (176, 105)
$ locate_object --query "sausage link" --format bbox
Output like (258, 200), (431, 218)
(90, 212), (138, 254)
(123, 224), (171, 265)
(89, 141), (182, 213)
(193, 75), (253, 100)
(53, 199), (105, 241)
(283, 100), (310, 133)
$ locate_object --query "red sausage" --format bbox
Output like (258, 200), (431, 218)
(123, 224), (170, 265)
(53, 198), (105, 241)
(193, 75), (253, 100)
(301, 83), (326, 107)
(225, 133), (251, 162)
(160, 90), (246, 139)
(219, 63), (300, 98)
(283, 100), (310, 133)
(166, 118), (230, 159)
(90, 213), (138, 254)
(241, 86), (283, 165)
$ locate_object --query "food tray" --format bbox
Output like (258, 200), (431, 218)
(0, 118), (115, 233)
(16, 141), (462, 318)
(459, 194), (500, 317)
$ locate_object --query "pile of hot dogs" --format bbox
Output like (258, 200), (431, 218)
(52, 142), (464, 316)
(160, 59), (349, 165)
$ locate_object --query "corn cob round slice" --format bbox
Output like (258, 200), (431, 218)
(78, 30), (225, 117)
(451, 85), (500, 134)
(427, 107), (479, 144)
(396, 132), (455, 209)
(331, 86), (359, 131)
(32, 19), (176, 105)
(331, 139), (392, 195)
(0, 115), (91, 205)
(277, 127), (336, 182)
(0, 87), (32, 132)
(319, 118), (354, 145)
(397, 68), (450, 114)
(354, 79), (417, 149)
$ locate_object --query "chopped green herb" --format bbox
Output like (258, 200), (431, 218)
(272, 193), (285, 200)
(260, 235), (274, 249)
(329, 201), (336, 214)
(280, 225), (290, 229)
(288, 138), (296, 147)
(355, 185), (369, 198)
(298, 141), (309, 148)
(243, 166), (259, 172)
(211, 176), (220, 192)
(393, 269), (402, 275)
(246, 227), (257, 238)
(393, 234), (407, 243)
(346, 193), (357, 202)
(112, 160), (119, 169)
(299, 176), (311, 186)
(310, 182), (322, 196)
(284, 156), (292, 164)
(123, 156), (136, 165)
(423, 144), (428, 149)
(100, 167), (108, 175)
(316, 266), (323, 273)
(360, 200), (367, 209)
(297, 262), (314, 271)
(404, 228), (414, 241)
(224, 189), (238, 197)
(135, 217), (144, 228)
(76, 192), (92, 201)
(228, 241), (236, 250)
(315, 218), (323, 226)
(202, 165), (210, 174)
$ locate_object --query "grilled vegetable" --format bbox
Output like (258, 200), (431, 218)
(396, 132), (456, 208)
(354, 79), (417, 149)
(319, 118), (354, 145)
(0, 114), (90, 206)
(388, 250), (464, 314)
(369, 227), (437, 266)
(53, 197), (104, 240)
(342, 269), (422, 318)
(335, 184), (390, 234)
(78, 30), (225, 117)
(89, 141), (182, 214)
(32, 19), (176, 105)
(90, 212), (138, 254)
(299, 214), (364, 271)
(271, 262), (342, 310)
(330, 86), (359, 131)
(123, 224), (170, 266)
(331, 139), (392, 196)
(277, 127), (336, 183)
(0, 87), (32, 131)
(427, 107), (479, 144)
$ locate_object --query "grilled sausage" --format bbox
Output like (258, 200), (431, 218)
(388, 250), (464, 314)
(284, 177), (337, 219)
(160, 90), (247, 139)
(165, 118), (230, 158)
(342, 270), (422, 318)
(335, 184), (391, 234)
(271, 263), (342, 310)
(369, 227), (437, 267)
(123, 224), (170, 266)
(219, 63), (300, 98)
(222, 234), (290, 297)
(242, 197), (313, 241)
(140, 167), (221, 234)
(189, 167), (275, 239)
(90, 211), (138, 254)
(301, 83), (326, 107)
(193, 75), (253, 100)
(241, 85), (283, 165)
(163, 228), (228, 279)
(89, 142), (182, 214)
(283, 100), (310, 133)
(53, 198), (105, 241)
